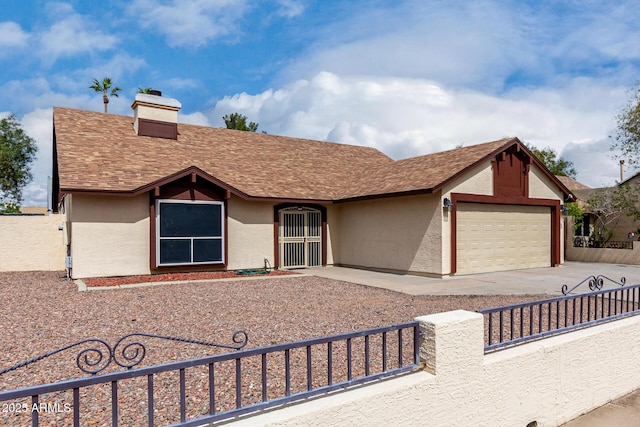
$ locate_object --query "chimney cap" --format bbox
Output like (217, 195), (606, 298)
(149, 89), (162, 96)
(131, 93), (181, 111)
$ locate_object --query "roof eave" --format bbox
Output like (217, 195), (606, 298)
(335, 188), (434, 203)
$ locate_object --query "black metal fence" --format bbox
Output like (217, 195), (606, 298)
(573, 237), (633, 249)
(0, 322), (420, 426)
(478, 283), (640, 352)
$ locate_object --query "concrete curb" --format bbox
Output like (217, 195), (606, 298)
(75, 273), (310, 292)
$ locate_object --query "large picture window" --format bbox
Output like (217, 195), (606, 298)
(156, 200), (224, 266)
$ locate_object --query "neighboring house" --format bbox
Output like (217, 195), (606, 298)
(555, 175), (591, 193)
(554, 176), (593, 239)
(51, 93), (573, 279)
(572, 172), (640, 243)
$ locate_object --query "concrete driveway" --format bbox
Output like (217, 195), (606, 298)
(304, 261), (640, 296)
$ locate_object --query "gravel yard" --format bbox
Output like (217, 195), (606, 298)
(0, 271), (546, 426)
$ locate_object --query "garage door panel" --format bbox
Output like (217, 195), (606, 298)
(457, 203), (551, 275)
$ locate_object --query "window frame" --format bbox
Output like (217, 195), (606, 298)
(155, 199), (225, 266)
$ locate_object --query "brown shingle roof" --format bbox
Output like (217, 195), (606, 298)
(555, 175), (591, 192)
(339, 138), (515, 199)
(53, 108), (567, 201)
(54, 107), (393, 200)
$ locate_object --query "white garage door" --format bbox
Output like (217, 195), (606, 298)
(456, 203), (551, 275)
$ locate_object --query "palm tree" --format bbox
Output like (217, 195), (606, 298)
(137, 87), (153, 94)
(89, 77), (122, 113)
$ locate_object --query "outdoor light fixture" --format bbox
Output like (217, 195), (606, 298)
(561, 204), (569, 216)
(443, 198), (453, 211)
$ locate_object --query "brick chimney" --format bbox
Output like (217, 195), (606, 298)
(131, 92), (182, 139)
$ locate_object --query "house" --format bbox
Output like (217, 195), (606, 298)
(571, 172), (640, 243)
(555, 175), (591, 193)
(51, 93), (573, 279)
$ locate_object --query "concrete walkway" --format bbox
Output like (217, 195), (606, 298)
(303, 262), (640, 426)
(559, 388), (640, 427)
(304, 262), (640, 296)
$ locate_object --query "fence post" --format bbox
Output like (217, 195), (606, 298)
(415, 310), (484, 377)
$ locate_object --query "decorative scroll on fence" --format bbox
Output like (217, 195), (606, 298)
(0, 330), (248, 376)
(561, 275), (626, 295)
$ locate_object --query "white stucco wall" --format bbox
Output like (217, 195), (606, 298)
(230, 310), (640, 427)
(0, 213), (66, 271)
(69, 194), (150, 278)
(334, 194), (442, 275)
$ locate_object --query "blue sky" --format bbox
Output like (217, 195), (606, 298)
(1, 0), (639, 206)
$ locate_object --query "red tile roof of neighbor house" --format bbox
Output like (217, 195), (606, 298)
(53, 107), (570, 201)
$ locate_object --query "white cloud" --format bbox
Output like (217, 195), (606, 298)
(128, 0), (248, 48)
(0, 22), (29, 49)
(179, 111), (210, 126)
(212, 71), (628, 183)
(18, 108), (54, 207)
(37, 11), (118, 63)
(563, 140), (625, 188)
(164, 78), (200, 90)
(277, 1), (537, 91)
(275, 0), (305, 18)
(276, 1), (640, 94)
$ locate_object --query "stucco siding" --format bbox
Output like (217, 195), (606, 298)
(335, 195), (442, 275)
(529, 164), (564, 200)
(325, 206), (337, 265)
(70, 194), (150, 278)
(439, 162), (493, 274)
(0, 213), (66, 271)
(442, 161), (494, 197)
(227, 197), (275, 270)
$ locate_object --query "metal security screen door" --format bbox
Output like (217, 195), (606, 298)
(279, 208), (322, 268)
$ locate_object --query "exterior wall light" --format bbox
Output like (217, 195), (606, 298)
(443, 198), (453, 212)
(561, 205), (569, 216)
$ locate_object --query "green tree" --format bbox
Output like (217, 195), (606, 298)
(586, 184), (640, 244)
(0, 114), (37, 204)
(0, 201), (20, 214)
(223, 112), (259, 132)
(89, 77), (122, 113)
(566, 202), (585, 232)
(611, 84), (640, 166)
(527, 145), (577, 178)
(138, 87), (152, 94)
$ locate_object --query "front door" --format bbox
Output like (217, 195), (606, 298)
(279, 208), (322, 268)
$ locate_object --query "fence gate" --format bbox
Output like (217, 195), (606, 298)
(279, 207), (321, 268)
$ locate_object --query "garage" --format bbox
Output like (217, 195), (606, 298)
(456, 203), (551, 275)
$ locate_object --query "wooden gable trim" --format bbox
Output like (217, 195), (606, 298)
(492, 145), (530, 198)
(430, 138), (520, 194)
(431, 138), (573, 201)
